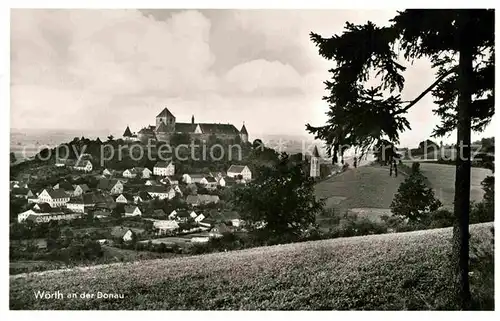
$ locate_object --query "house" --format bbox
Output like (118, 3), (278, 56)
(209, 223), (232, 238)
(183, 173), (206, 184)
(191, 236), (210, 243)
(124, 205), (142, 217)
(74, 160), (93, 172)
(186, 194), (220, 207)
(134, 167), (152, 179)
(230, 218), (244, 228)
(37, 189), (70, 208)
(122, 169), (138, 179)
(227, 165), (252, 180)
(116, 193), (134, 204)
(11, 188), (34, 199)
(189, 211), (198, 219)
(110, 227), (136, 242)
(18, 209), (37, 223)
(210, 171), (226, 179)
(66, 194), (95, 213)
(160, 176), (179, 186)
(134, 191), (153, 203)
(55, 158), (76, 167)
(18, 205), (80, 224)
(145, 179), (161, 186)
(223, 176), (237, 187)
(97, 179), (124, 195)
(168, 210), (178, 220)
(103, 168), (120, 177)
(25, 212), (81, 224)
(175, 210), (191, 223)
(146, 186), (175, 200)
(153, 161), (175, 177)
(53, 180), (73, 191)
(72, 184), (89, 197)
(195, 213), (206, 223)
(153, 220), (179, 235)
(203, 176), (218, 190)
(216, 176), (226, 187)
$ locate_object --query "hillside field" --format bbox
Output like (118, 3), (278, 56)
(10, 223), (493, 310)
(416, 162), (492, 209)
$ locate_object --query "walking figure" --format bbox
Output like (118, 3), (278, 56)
(353, 156), (357, 168)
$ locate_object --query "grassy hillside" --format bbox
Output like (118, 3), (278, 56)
(416, 163), (492, 209)
(10, 223), (493, 310)
(315, 165), (404, 211)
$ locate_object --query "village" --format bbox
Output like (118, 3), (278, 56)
(10, 154), (257, 246)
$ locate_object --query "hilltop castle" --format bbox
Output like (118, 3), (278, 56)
(123, 107), (248, 144)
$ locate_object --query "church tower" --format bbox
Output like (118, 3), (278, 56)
(239, 123), (248, 143)
(310, 145), (320, 178)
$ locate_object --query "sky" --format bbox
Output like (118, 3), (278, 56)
(10, 9), (496, 148)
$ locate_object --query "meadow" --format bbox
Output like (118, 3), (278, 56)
(10, 223), (493, 310)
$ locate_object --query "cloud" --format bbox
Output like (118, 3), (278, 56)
(224, 59), (304, 94)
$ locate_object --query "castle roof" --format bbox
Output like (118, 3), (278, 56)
(156, 121), (168, 133)
(312, 145), (320, 157)
(123, 126), (133, 137)
(199, 123), (239, 135)
(156, 108), (175, 119)
(240, 124), (248, 134)
(175, 123), (197, 133)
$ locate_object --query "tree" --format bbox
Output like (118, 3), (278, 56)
(307, 10), (494, 308)
(232, 153), (323, 239)
(391, 164), (442, 222)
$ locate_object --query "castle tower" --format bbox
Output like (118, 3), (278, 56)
(123, 125), (133, 141)
(310, 145), (320, 178)
(156, 107), (176, 132)
(239, 123), (248, 143)
(191, 115), (195, 124)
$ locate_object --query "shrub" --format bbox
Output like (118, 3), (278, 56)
(411, 161), (420, 174)
(390, 169), (442, 223)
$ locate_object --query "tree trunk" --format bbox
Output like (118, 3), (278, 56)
(452, 12), (473, 310)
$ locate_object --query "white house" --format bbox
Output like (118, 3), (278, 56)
(123, 230), (134, 242)
(230, 219), (244, 227)
(191, 236), (209, 243)
(217, 177), (226, 187)
(189, 211), (198, 219)
(182, 173), (208, 184)
(18, 208), (80, 224)
(17, 209), (36, 223)
(74, 160), (93, 172)
(153, 161), (175, 177)
(195, 213), (206, 223)
(124, 205), (142, 217)
(153, 220), (179, 235)
(122, 169), (137, 179)
(203, 176), (218, 190)
(37, 189), (70, 208)
(135, 167), (152, 179)
(97, 179), (124, 195)
(227, 165), (252, 180)
(168, 210), (177, 220)
(116, 193), (134, 204)
(146, 186), (175, 200)
(72, 184), (89, 197)
(66, 194), (94, 213)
